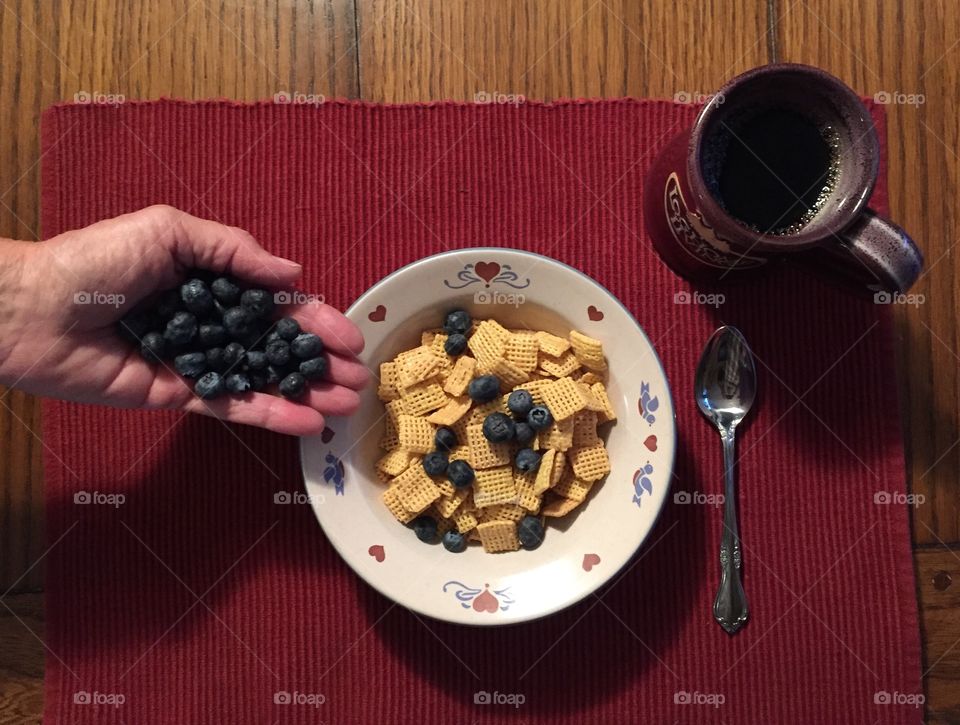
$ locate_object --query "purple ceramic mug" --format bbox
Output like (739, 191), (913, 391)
(644, 63), (923, 293)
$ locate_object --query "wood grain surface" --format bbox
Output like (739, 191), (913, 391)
(0, 0), (956, 721)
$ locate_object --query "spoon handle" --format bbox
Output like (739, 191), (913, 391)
(713, 429), (748, 634)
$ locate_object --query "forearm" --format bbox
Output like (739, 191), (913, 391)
(0, 238), (36, 385)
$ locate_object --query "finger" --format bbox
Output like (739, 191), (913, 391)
(325, 352), (371, 391)
(301, 383), (362, 417)
(182, 391), (326, 437)
(284, 302), (365, 355)
(156, 206), (303, 288)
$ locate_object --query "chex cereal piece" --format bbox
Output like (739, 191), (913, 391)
(538, 416), (574, 451)
(447, 444), (472, 467)
(374, 467), (392, 485)
(542, 494), (582, 517)
(453, 506), (479, 533)
(476, 520), (520, 553)
(468, 321), (507, 367)
(578, 371), (604, 385)
(472, 466), (517, 507)
(468, 397), (510, 424)
(397, 414), (436, 454)
(536, 331), (571, 357)
(450, 415), (473, 446)
(553, 470), (594, 502)
(376, 449), (413, 477)
(576, 381), (604, 412)
(516, 378), (553, 406)
(434, 512), (455, 536)
(505, 332), (540, 372)
(435, 487), (469, 518)
(426, 395), (472, 426)
(569, 441), (611, 481)
(569, 330), (606, 371)
(590, 382), (617, 423)
(396, 346), (444, 388)
(483, 357), (529, 388)
(539, 350), (581, 378)
(466, 424), (513, 469)
(550, 450), (567, 486)
(480, 503), (526, 523)
(380, 414), (399, 451)
(434, 477), (456, 497)
(400, 382), (447, 416)
(394, 465), (441, 513)
(429, 332), (449, 356)
(443, 356), (476, 396)
(541, 376), (594, 420)
(420, 329), (440, 346)
(514, 471), (542, 512)
(383, 486), (418, 523)
(377, 362), (400, 401)
(478, 318), (510, 341)
(533, 449), (556, 494)
(572, 410), (600, 447)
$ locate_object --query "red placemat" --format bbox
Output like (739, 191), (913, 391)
(39, 99), (922, 724)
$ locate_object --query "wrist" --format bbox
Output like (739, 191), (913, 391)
(0, 239), (36, 385)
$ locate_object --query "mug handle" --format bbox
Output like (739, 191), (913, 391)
(798, 209), (923, 294)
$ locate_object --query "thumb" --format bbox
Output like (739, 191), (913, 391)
(163, 207), (302, 288)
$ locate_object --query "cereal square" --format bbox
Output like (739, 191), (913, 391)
(400, 382), (448, 416)
(542, 494), (582, 517)
(466, 424), (513, 469)
(536, 331), (571, 357)
(539, 350), (581, 378)
(394, 465), (441, 512)
(443, 356), (476, 396)
(476, 520), (520, 553)
(382, 485), (417, 523)
(397, 414), (436, 454)
(505, 332), (540, 372)
(553, 470), (594, 502)
(538, 416), (574, 451)
(541, 377), (594, 420)
(591, 382), (617, 423)
(426, 395), (472, 426)
(569, 441), (611, 481)
(572, 410), (600, 447)
(376, 449), (413, 477)
(377, 361), (400, 401)
(472, 466), (517, 507)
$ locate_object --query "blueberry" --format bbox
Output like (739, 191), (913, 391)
(140, 331), (166, 362)
(482, 412), (515, 443)
(118, 309), (157, 343)
(265, 329), (283, 345)
(514, 422), (535, 446)
(265, 339), (291, 367)
(468, 375), (501, 403)
(174, 352), (207, 379)
(274, 317), (301, 341)
(515, 448), (542, 473)
(223, 342), (246, 368)
(244, 350), (268, 370)
(211, 277), (241, 304)
(442, 529), (467, 553)
(240, 288), (275, 319)
(422, 452), (449, 476)
(249, 373), (268, 392)
(278, 372), (307, 399)
(163, 311), (198, 346)
(180, 278), (215, 315)
(527, 405), (553, 430)
(225, 372), (252, 393)
(447, 459), (475, 488)
(290, 333), (324, 359)
(444, 333), (467, 356)
(508, 389), (534, 417)
(412, 515), (438, 543)
(518, 516), (545, 550)
(198, 323), (228, 347)
(299, 356), (328, 380)
(156, 288), (183, 319)
(435, 426), (458, 451)
(222, 306), (255, 338)
(443, 309), (471, 334)
(195, 372), (226, 399)
(265, 365), (286, 385)
(205, 347), (227, 372)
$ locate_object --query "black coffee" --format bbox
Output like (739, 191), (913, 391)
(713, 108), (837, 233)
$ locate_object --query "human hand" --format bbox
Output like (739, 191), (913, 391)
(0, 205), (368, 435)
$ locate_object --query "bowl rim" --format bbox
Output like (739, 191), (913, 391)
(301, 247), (677, 626)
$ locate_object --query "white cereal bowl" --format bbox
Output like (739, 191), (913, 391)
(300, 249), (675, 626)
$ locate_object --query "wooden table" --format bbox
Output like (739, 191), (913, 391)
(0, 1), (956, 721)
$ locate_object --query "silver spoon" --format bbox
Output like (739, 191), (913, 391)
(695, 325), (756, 634)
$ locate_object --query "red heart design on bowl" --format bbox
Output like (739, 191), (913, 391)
(367, 545), (385, 563)
(320, 427), (335, 444)
(582, 553), (601, 572)
(472, 588), (499, 613)
(643, 435), (657, 451)
(474, 262), (501, 285)
(368, 305), (386, 322)
(587, 305), (604, 321)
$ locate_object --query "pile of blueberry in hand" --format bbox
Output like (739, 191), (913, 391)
(117, 273), (327, 401)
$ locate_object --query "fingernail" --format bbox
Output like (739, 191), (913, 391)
(277, 256), (302, 269)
